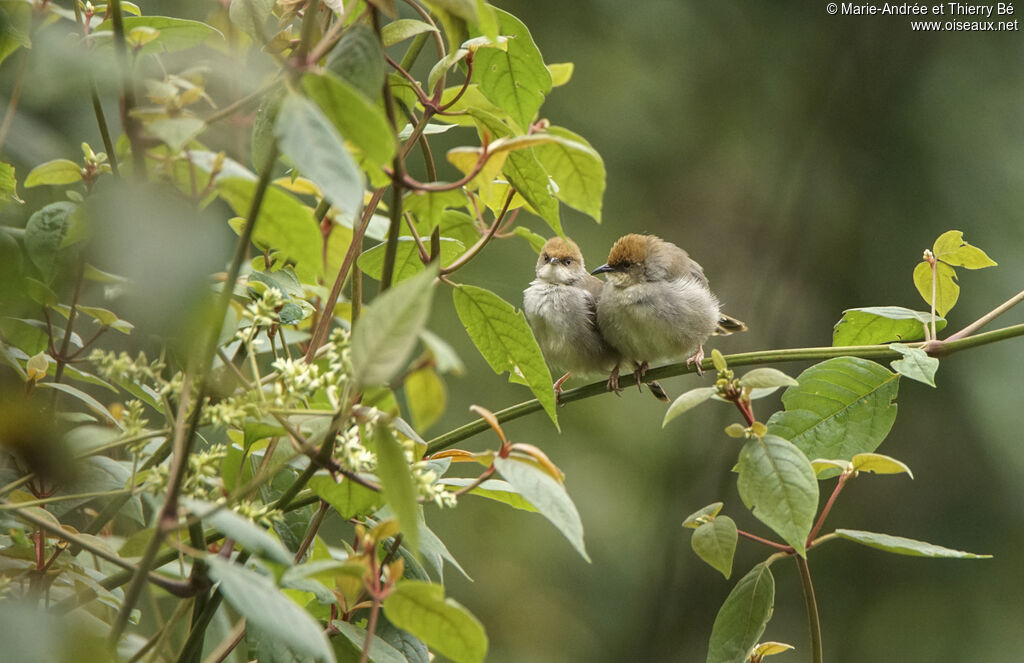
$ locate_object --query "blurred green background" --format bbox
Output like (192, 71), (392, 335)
(3, 0), (1023, 661)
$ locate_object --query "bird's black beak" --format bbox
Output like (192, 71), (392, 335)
(591, 264), (615, 275)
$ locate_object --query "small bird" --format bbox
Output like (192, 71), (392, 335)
(524, 237), (668, 401)
(592, 233), (746, 392)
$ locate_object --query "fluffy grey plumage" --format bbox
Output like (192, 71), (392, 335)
(523, 237), (617, 380)
(593, 233), (746, 386)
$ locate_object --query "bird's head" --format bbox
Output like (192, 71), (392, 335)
(591, 233), (659, 286)
(535, 237), (587, 285)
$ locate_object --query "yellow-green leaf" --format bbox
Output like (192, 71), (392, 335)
(913, 260), (959, 317)
(25, 159), (82, 188)
(850, 452), (913, 478)
(933, 230), (997, 269)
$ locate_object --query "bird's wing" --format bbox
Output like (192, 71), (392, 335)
(660, 241), (709, 286)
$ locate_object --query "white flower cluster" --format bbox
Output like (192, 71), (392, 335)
(89, 349), (165, 386)
(414, 459), (458, 508)
(336, 423), (376, 472)
(244, 287), (284, 330)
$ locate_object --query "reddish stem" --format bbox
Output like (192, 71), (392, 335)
(806, 472), (850, 546)
(737, 529), (793, 553)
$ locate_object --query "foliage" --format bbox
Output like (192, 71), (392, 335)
(0, 2), (1021, 663)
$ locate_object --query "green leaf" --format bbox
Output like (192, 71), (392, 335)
(532, 127), (605, 223)
(94, 16), (223, 53)
(206, 557), (335, 662)
(381, 18), (438, 46)
(229, 0), (276, 41)
(833, 306), (945, 346)
(327, 24), (386, 101)
(24, 202), (76, 280)
(850, 452), (913, 478)
(419, 329), (465, 375)
(834, 529), (992, 559)
(547, 62), (574, 87)
(736, 434), (818, 556)
(405, 366), (446, 431)
(24, 159), (82, 188)
(810, 459), (848, 477)
(913, 260), (959, 317)
(308, 474), (384, 520)
(358, 237), (465, 284)
(662, 387), (716, 427)
(37, 382), (118, 426)
(439, 478), (538, 512)
(451, 285), (557, 427)
(404, 189), (471, 232)
(0, 161), (20, 204)
(218, 177), (323, 283)
(147, 117), (205, 153)
(0, 4), (31, 67)
(275, 92), (364, 219)
(332, 620), (407, 663)
(303, 72), (396, 170)
(932, 230), (997, 269)
(375, 427), (420, 555)
(512, 226), (546, 253)
(706, 562), (775, 663)
(383, 580), (487, 663)
(184, 499), (292, 565)
(351, 264), (438, 387)
(682, 502), (723, 528)
(766, 357), (899, 461)
(692, 516), (737, 579)
(738, 368), (798, 389)
(493, 455), (588, 561)
(502, 148), (561, 235)
(889, 343), (939, 387)
(474, 8), (551, 131)
(0, 317), (48, 355)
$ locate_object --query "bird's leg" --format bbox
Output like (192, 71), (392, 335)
(632, 361), (649, 391)
(686, 345), (705, 376)
(606, 365), (622, 396)
(553, 372), (572, 406)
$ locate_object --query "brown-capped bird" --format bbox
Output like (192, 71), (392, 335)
(524, 237), (668, 400)
(592, 233), (746, 391)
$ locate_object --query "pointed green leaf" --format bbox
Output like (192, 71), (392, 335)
(452, 285), (557, 427)
(834, 529), (991, 559)
(547, 62), (574, 87)
(308, 474), (384, 520)
(358, 237), (465, 283)
(736, 434), (818, 555)
(913, 260), (959, 317)
(37, 382), (117, 425)
(147, 117), (205, 153)
(419, 329), (465, 375)
(850, 453), (913, 478)
(184, 499), (292, 565)
(25, 159), (82, 188)
(512, 226), (546, 253)
(932, 230), (997, 269)
(24, 202), (77, 280)
(381, 18), (438, 46)
(405, 366), (447, 431)
(738, 368), (798, 389)
(228, 0), (275, 41)
(302, 72), (396, 170)
(682, 502), (724, 528)
(327, 24), (386, 101)
(351, 264), (438, 387)
(532, 127), (605, 223)
(404, 189), (471, 232)
(275, 92), (364, 219)
(692, 516), (737, 579)
(94, 16), (223, 53)
(439, 478), (538, 512)
(0, 161), (20, 204)
(206, 557), (334, 662)
(662, 387), (716, 427)
(503, 148), (561, 235)
(810, 459), (848, 477)
(766, 357), (899, 461)
(375, 427), (420, 555)
(706, 562), (775, 663)
(889, 343), (939, 387)
(474, 8), (551, 131)
(833, 306), (945, 346)
(218, 177), (323, 282)
(382, 580), (487, 663)
(332, 620), (407, 663)
(493, 455), (587, 561)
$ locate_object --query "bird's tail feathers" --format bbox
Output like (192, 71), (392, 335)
(714, 313), (748, 336)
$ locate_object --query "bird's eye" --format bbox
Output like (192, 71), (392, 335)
(541, 253), (549, 263)
(562, 257), (573, 266)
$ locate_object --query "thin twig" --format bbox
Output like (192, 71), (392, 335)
(796, 556), (823, 663)
(945, 287), (1024, 342)
(737, 529), (793, 553)
(439, 189), (514, 275)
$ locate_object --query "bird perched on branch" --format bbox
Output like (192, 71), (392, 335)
(524, 237), (668, 401)
(592, 233), (746, 392)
